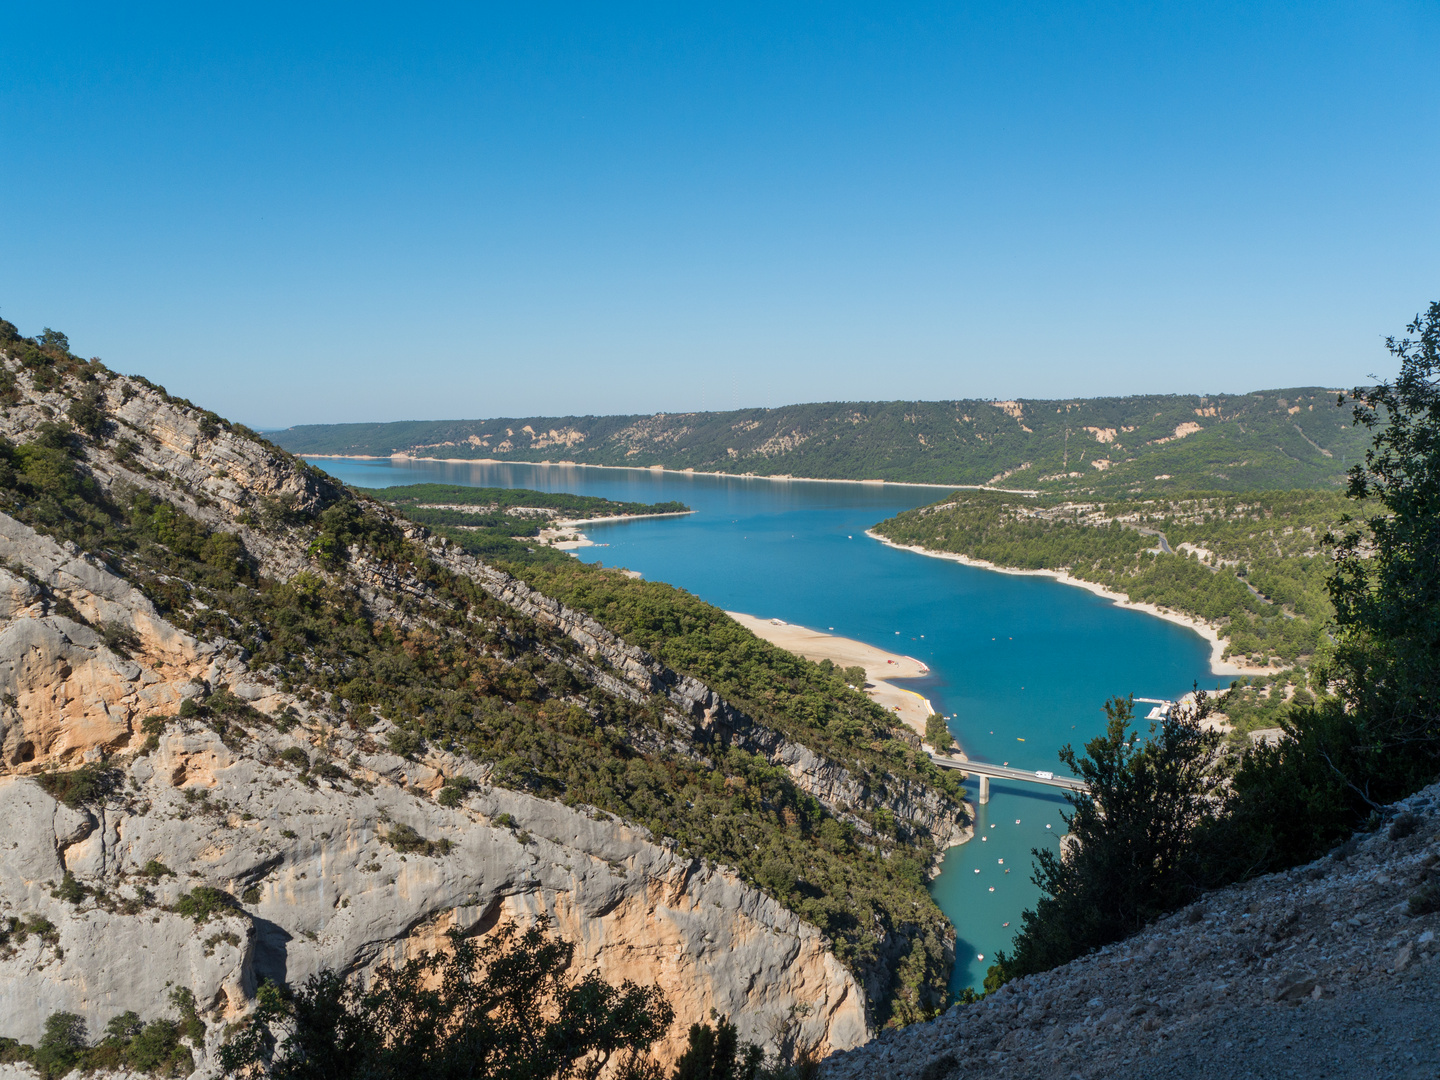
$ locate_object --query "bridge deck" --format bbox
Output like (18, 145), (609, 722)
(929, 754), (1090, 793)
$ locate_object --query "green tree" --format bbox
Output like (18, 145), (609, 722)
(670, 1018), (762, 1080)
(1330, 300), (1440, 789)
(38, 328), (69, 354)
(32, 1012), (86, 1079)
(1006, 693), (1224, 977)
(924, 714), (954, 753)
(219, 918), (673, 1080)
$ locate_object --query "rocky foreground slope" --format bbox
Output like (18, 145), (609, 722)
(0, 330), (970, 1072)
(823, 782), (1440, 1079)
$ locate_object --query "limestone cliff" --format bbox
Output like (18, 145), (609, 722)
(0, 330), (968, 1070)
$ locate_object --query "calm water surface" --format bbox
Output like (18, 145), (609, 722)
(313, 458), (1225, 991)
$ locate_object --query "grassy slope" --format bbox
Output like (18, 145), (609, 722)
(274, 390), (1369, 493)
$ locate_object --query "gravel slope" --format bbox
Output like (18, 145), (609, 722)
(823, 781), (1440, 1080)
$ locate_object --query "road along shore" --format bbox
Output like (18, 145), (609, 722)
(726, 612), (936, 735)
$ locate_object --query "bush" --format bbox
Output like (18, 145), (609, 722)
(142, 859), (176, 879)
(1409, 883), (1440, 916)
(36, 764), (117, 808)
(382, 824), (453, 857)
(437, 775), (475, 808)
(279, 747), (311, 771)
(53, 871), (87, 905)
(386, 728), (422, 759)
(172, 886), (235, 923)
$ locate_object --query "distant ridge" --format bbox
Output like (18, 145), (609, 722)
(274, 389), (1368, 494)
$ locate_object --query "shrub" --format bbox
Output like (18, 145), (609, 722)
(142, 859), (175, 879)
(52, 871), (86, 905)
(172, 886), (234, 923)
(66, 388), (107, 438)
(100, 620), (140, 658)
(241, 886), (262, 905)
(1389, 812), (1421, 841)
(387, 727), (422, 759)
(1409, 883), (1440, 916)
(279, 746), (311, 771)
(437, 775), (475, 808)
(382, 823), (453, 857)
(36, 764), (116, 808)
(1005, 693), (1224, 978)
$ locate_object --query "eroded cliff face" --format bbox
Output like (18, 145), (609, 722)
(0, 514), (868, 1069)
(0, 351), (975, 1070)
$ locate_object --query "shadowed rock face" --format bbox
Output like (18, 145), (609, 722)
(0, 352), (973, 1071)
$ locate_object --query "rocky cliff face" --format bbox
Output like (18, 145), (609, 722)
(821, 781), (1440, 1080)
(0, 340), (969, 1070)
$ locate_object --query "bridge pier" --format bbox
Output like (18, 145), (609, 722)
(978, 774), (990, 805)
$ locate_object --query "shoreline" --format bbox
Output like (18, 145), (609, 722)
(725, 612), (938, 736)
(540, 509), (694, 551)
(865, 531), (1277, 679)
(300, 453), (1041, 495)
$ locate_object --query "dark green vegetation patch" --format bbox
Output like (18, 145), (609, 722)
(359, 482), (687, 565)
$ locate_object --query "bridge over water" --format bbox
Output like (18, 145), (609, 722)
(929, 754), (1090, 803)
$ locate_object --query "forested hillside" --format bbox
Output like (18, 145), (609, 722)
(873, 489), (1357, 671)
(274, 389), (1368, 493)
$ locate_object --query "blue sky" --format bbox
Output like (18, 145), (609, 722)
(2, 3), (1436, 427)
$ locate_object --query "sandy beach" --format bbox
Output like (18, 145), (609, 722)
(726, 612), (938, 736)
(537, 510), (693, 551)
(865, 531), (1277, 678)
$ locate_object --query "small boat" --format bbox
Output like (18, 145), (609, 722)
(997, 858), (1004, 864)
(988, 886), (995, 892)
(1015, 819), (1021, 824)
(1046, 823), (1053, 829)
(977, 954), (985, 961)
(981, 836), (987, 841)
(973, 868), (980, 874)
(1002, 921), (1010, 927)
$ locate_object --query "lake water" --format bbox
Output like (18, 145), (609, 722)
(311, 457), (1224, 992)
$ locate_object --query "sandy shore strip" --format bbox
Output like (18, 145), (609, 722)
(865, 531), (1274, 678)
(727, 612), (938, 735)
(538, 510), (693, 551)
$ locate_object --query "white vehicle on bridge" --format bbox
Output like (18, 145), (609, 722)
(1035, 770), (1054, 780)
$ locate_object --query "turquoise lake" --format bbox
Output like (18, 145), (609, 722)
(311, 457), (1226, 992)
